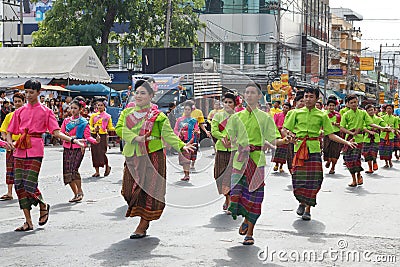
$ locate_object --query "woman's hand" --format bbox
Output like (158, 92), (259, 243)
(182, 143), (195, 153)
(96, 134), (101, 143)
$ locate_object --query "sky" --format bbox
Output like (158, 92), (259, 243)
(330, 0), (400, 54)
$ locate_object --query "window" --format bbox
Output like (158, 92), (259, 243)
(244, 43), (255, 64)
(259, 44), (266, 64)
(194, 44), (205, 61)
(209, 43), (220, 63)
(224, 43), (240, 64)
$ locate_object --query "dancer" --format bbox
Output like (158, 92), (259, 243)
(323, 98), (343, 174)
(283, 87), (356, 221)
(174, 102), (200, 181)
(363, 104), (386, 173)
(61, 98), (99, 202)
(226, 83), (289, 245)
(115, 79), (194, 239)
(6, 80), (85, 231)
(0, 93), (25, 200)
(211, 92), (237, 214)
(272, 102), (291, 172)
(340, 94), (390, 187)
(379, 104), (398, 168)
(89, 99), (115, 177)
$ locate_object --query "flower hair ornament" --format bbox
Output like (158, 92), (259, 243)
(235, 95), (242, 106)
(79, 100), (86, 108)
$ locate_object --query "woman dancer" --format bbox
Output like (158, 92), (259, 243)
(61, 98), (99, 202)
(211, 92), (237, 213)
(174, 102), (200, 181)
(89, 99), (114, 177)
(115, 79), (194, 238)
(379, 104), (398, 168)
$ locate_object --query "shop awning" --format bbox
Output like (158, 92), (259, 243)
(307, 36), (339, 52)
(0, 78), (52, 89)
(0, 46), (111, 83)
(66, 83), (115, 96)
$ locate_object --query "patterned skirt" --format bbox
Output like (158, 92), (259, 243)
(343, 143), (364, 174)
(379, 139), (394, 160)
(228, 158), (265, 225)
(393, 136), (400, 152)
(63, 148), (85, 185)
(287, 143), (294, 172)
(91, 134), (108, 168)
(323, 133), (343, 161)
(362, 142), (379, 162)
(178, 143), (198, 165)
(14, 157), (45, 210)
(6, 150), (14, 185)
(122, 150), (166, 221)
(272, 144), (288, 164)
(214, 150), (234, 195)
(292, 153), (323, 207)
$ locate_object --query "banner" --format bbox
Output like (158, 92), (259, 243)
(359, 57), (375, 71)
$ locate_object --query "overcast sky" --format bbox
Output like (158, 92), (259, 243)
(330, 0), (400, 54)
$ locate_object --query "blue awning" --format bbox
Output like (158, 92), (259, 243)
(333, 90), (346, 99)
(66, 83), (115, 96)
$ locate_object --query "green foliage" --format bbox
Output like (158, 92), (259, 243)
(32, 0), (205, 66)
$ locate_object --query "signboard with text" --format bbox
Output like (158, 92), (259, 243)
(360, 57), (375, 71)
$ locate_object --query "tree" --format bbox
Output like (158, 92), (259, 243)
(32, 0), (205, 66)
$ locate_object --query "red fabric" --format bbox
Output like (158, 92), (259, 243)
(292, 136), (319, 168)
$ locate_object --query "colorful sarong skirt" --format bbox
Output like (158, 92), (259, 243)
(228, 158), (265, 225)
(343, 143), (364, 174)
(272, 144), (288, 164)
(122, 149), (166, 221)
(178, 142), (198, 165)
(14, 157), (44, 210)
(393, 135), (400, 152)
(6, 150), (14, 185)
(362, 142), (379, 162)
(323, 133), (343, 161)
(292, 152), (323, 207)
(379, 138), (394, 160)
(214, 150), (234, 195)
(63, 148), (85, 185)
(91, 133), (108, 168)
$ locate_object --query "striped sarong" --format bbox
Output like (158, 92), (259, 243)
(343, 143), (364, 174)
(214, 150), (234, 195)
(394, 136), (400, 152)
(379, 138), (394, 160)
(323, 133), (343, 161)
(272, 144), (288, 164)
(292, 153), (323, 207)
(228, 158), (264, 225)
(91, 133), (108, 168)
(287, 143), (294, 172)
(63, 148), (85, 185)
(5, 150), (14, 185)
(14, 157), (45, 210)
(362, 142), (379, 162)
(123, 149), (166, 221)
(178, 143), (198, 165)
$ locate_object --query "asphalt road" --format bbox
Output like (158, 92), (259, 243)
(0, 144), (399, 266)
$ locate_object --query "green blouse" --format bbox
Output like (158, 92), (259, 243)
(364, 115), (386, 143)
(211, 110), (236, 152)
(340, 108), (373, 144)
(380, 114), (399, 140)
(115, 105), (185, 157)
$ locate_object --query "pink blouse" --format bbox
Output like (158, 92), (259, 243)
(7, 102), (60, 158)
(61, 116), (97, 149)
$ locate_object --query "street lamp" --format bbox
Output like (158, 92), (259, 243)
(126, 57), (134, 86)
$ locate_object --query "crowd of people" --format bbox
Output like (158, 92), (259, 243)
(0, 79), (399, 247)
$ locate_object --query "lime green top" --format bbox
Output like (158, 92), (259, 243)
(284, 107), (334, 153)
(115, 105), (185, 157)
(340, 108), (373, 144)
(380, 114), (399, 140)
(324, 110), (341, 132)
(226, 108), (280, 170)
(211, 110), (236, 152)
(339, 107), (350, 117)
(363, 115), (386, 143)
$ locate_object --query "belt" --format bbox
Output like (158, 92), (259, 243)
(15, 129), (43, 149)
(237, 145), (262, 162)
(292, 136), (319, 168)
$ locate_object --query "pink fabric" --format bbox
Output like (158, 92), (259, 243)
(61, 117), (97, 149)
(93, 112), (111, 132)
(7, 102), (60, 158)
(0, 139), (7, 147)
(174, 116), (199, 140)
(274, 112), (286, 131)
(235, 106), (245, 113)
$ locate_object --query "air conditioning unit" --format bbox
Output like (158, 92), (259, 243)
(202, 59), (216, 72)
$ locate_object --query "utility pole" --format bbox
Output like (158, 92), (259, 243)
(276, 0), (281, 77)
(391, 54), (396, 94)
(346, 28), (353, 95)
(376, 44), (383, 105)
(323, 44), (328, 104)
(164, 0), (172, 48)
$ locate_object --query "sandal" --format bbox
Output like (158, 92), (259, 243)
(273, 165), (278, 171)
(38, 204), (50, 226)
(243, 236), (254, 245)
(104, 166), (112, 177)
(357, 176), (363, 185)
(92, 173), (100, 177)
(329, 170), (335, 174)
(239, 222), (248, 235)
(15, 222), (33, 232)
(130, 231), (147, 239)
(348, 182), (357, 187)
(180, 175), (190, 181)
(0, 194), (13, 200)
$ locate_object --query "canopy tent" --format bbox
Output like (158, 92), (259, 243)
(66, 83), (115, 96)
(0, 46), (111, 83)
(0, 78), (52, 89)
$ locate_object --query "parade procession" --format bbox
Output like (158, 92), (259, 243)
(0, 0), (399, 266)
